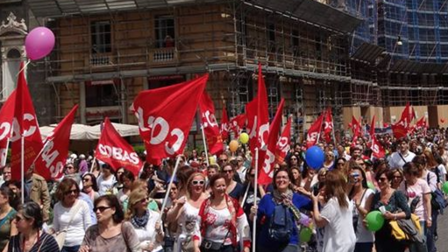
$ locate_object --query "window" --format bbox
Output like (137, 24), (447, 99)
(91, 21), (111, 54)
(155, 16), (175, 48)
(85, 80), (119, 107)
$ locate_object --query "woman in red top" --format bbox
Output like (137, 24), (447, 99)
(193, 174), (250, 252)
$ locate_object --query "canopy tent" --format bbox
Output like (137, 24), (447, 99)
(40, 123), (140, 140)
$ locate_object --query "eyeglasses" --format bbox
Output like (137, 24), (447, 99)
(94, 206), (112, 213)
(15, 216), (25, 222)
(222, 170), (233, 173)
(378, 177), (387, 183)
(65, 189), (79, 195)
(192, 180), (205, 185)
(219, 159), (228, 162)
(140, 197), (149, 203)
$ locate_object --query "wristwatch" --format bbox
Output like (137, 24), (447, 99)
(428, 217), (433, 221)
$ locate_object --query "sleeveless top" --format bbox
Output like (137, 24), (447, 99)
(0, 208), (16, 251)
(178, 201), (200, 237)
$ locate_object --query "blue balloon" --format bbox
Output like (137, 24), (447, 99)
(305, 146), (325, 169)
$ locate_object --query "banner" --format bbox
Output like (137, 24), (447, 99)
(11, 64), (44, 180)
(260, 99), (284, 185)
(306, 113), (324, 148)
(370, 115), (385, 158)
(220, 104), (229, 141)
(95, 117), (142, 176)
(34, 105), (78, 179)
(323, 108), (333, 143)
(199, 91), (224, 154)
(0, 91), (16, 167)
(133, 74), (208, 165)
(275, 117), (291, 165)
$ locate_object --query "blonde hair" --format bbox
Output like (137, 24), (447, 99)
(125, 189), (147, 220)
(186, 172), (206, 199)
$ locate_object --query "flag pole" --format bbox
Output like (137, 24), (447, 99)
(1, 138), (10, 167)
(200, 123), (210, 166)
(20, 135), (25, 204)
(90, 157), (97, 173)
(159, 155), (182, 222)
(252, 147), (259, 252)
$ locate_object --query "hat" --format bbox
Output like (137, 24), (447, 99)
(70, 153), (77, 159)
(79, 154), (86, 159)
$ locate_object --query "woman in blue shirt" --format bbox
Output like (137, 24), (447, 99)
(251, 167), (312, 252)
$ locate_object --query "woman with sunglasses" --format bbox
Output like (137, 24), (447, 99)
(390, 168), (404, 189)
(50, 178), (92, 252)
(79, 195), (140, 252)
(370, 167), (411, 252)
(126, 190), (163, 252)
(348, 166), (374, 252)
(6, 201), (60, 252)
(82, 173), (100, 202)
(221, 163), (244, 200)
(166, 172), (208, 252)
(241, 167), (265, 232)
(0, 187), (17, 252)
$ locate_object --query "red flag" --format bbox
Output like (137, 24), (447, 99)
(34, 105), (78, 179)
(95, 117), (143, 176)
(323, 108), (333, 143)
(0, 91), (16, 166)
(229, 114), (246, 136)
(133, 74), (208, 165)
(391, 118), (408, 139)
(370, 116), (385, 158)
(199, 92), (224, 154)
(415, 116), (427, 129)
(247, 64), (269, 156)
(220, 104), (229, 141)
(95, 118), (142, 176)
(10, 64), (44, 180)
(306, 113), (324, 148)
(275, 117), (291, 165)
(259, 99), (284, 185)
(400, 102), (415, 128)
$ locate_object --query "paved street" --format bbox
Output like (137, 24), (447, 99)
(436, 210), (448, 252)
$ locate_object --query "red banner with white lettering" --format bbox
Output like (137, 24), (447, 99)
(34, 105), (78, 179)
(133, 74), (208, 165)
(306, 113), (324, 148)
(260, 99), (284, 185)
(229, 114), (246, 136)
(246, 64), (269, 157)
(11, 64), (44, 180)
(370, 115), (385, 159)
(275, 116), (291, 165)
(95, 117), (142, 176)
(323, 108), (333, 143)
(220, 104), (229, 141)
(0, 91), (16, 167)
(199, 92), (224, 154)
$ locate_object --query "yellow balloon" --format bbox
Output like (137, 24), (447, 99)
(229, 140), (239, 152)
(239, 132), (249, 144)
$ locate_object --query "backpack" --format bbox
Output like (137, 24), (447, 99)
(268, 203), (294, 243)
(426, 172), (447, 212)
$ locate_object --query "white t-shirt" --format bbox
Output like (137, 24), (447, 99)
(178, 201), (201, 237)
(203, 207), (233, 245)
(351, 189), (375, 243)
(131, 210), (163, 252)
(53, 200), (92, 247)
(320, 197), (356, 252)
(398, 178), (431, 221)
(437, 164), (447, 183)
(97, 174), (116, 195)
(388, 151), (416, 169)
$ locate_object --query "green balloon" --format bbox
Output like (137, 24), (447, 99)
(442, 182), (448, 194)
(365, 210), (385, 232)
(299, 227), (313, 243)
(367, 181), (375, 190)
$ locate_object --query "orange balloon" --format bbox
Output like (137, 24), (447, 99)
(441, 118), (446, 124)
(229, 140), (239, 152)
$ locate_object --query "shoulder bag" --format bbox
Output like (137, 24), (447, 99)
(53, 200), (83, 250)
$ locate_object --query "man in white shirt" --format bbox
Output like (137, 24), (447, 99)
(388, 138), (416, 169)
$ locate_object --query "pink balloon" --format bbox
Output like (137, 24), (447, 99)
(25, 27), (55, 60)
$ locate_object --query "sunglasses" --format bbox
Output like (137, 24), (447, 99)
(65, 189), (79, 195)
(192, 180), (205, 185)
(94, 206), (112, 213)
(222, 170), (233, 173)
(219, 159), (228, 162)
(15, 216), (26, 222)
(140, 197), (150, 203)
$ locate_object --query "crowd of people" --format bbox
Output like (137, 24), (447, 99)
(0, 128), (447, 252)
